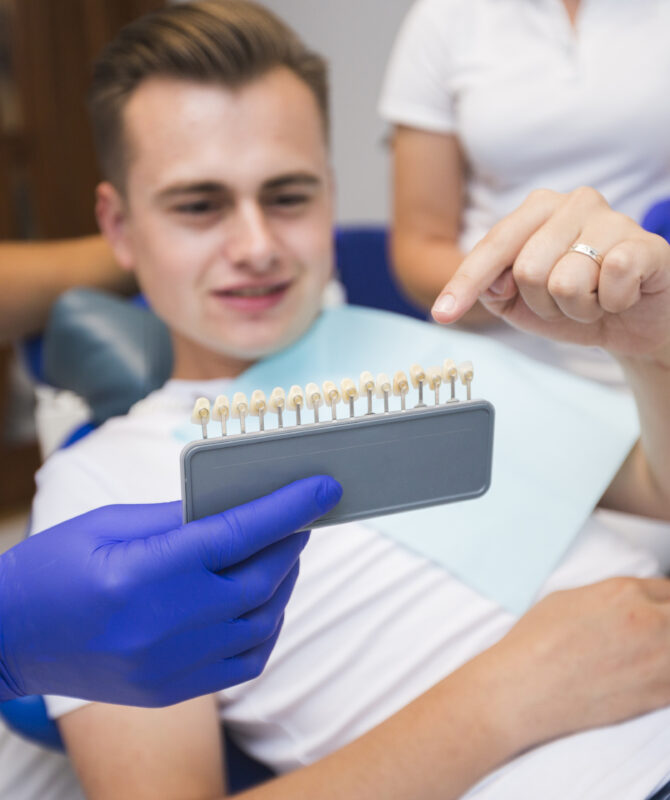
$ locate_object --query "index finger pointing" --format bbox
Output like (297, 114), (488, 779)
(431, 189), (563, 323)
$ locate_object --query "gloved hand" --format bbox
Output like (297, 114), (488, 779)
(0, 475), (341, 707)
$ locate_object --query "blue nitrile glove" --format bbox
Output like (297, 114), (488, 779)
(0, 475), (341, 707)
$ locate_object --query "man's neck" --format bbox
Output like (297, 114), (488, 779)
(170, 331), (256, 381)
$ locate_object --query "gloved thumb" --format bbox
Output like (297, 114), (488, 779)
(165, 475), (342, 572)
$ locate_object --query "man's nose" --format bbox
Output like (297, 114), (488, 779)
(224, 204), (278, 273)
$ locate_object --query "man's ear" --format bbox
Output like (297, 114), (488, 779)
(95, 182), (135, 270)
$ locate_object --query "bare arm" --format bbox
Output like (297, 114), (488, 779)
(432, 187), (670, 521)
(0, 235), (136, 340)
(59, 694), (224, 800)
(390, 126), (494, 323)
(60, 578), (670, 800)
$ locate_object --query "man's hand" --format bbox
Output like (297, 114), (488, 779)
(0, 475), (342, 706)
(432, 187), (670, 360)
(477, 577), (670, 753)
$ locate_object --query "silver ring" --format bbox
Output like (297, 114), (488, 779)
(569, 242), (603, 267)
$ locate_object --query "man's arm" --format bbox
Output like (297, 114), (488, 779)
(59, 577), (670, 800)
(432, 187), (670, 521)
(60, 695), (224, 800)
(0, 235), (135, 340)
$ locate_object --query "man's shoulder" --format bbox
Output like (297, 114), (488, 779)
(31, 390), (186, 534)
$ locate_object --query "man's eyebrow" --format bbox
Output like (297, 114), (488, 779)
(156, 181), (225, 199)
(262, 173), (321, 191)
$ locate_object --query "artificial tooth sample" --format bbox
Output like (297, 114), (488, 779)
(426, 366), (442, 405)
(410, 363), (427, 407)
(375, 373), (391, 413)
(340, 377), (359, 418)
(231, 392), (248, 434)
(359, 371), (375, 415)
(269, 387), (286, 428)
(287, 384), (305, 425)
(458, 361), (474, 400)
(442, 359), (458, 401)
(191, 397), (210, 439)
(393, 370), (409, 411)
(305, 382), (323, 423)
(322, 380), (341, 420)
(250, 389), (267, 431)
(211, 394), (230, 436)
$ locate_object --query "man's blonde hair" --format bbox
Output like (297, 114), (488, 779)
(88, 0), (329, 190)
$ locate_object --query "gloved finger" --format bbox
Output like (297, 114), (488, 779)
(130, 538), (304, 649)
(152, 621), (285, 707)
(168, 475), (342, 572)
(215, 530), (309, 615)
(158, 562), (300, 681)
(77, 500), (183, 541)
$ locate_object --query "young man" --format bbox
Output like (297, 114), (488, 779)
(27, 2), (670, 798)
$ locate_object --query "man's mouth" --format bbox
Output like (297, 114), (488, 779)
(212, 279), (294, 311)
(221, 283), (289, 298)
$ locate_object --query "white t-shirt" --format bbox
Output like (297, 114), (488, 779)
(379, 0), (670, 253)
(25, 377), (670, 799)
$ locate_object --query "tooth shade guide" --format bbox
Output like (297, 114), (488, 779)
(442, 359), (458, 402)
(231, 392), (248, 434)
(359, 371), (375, 415)
(212, 395), (230, 436)
(458, 361), (474, 401)
(187, 357), (475, 440)
(322, 380), (340, 420)
(305, 383), (323, 424)
(287, 385), (304, 425)
(250, 390), (267, 431)
(269, 387), (286, 428)
(376, 373), (391, 413)
(393, 370), (409, 412)
(182, 392), (495, 531)
(191, 397), (211, 439)
(340, 378), (358, 418)
(410, 364), (427, 409)
(426, 366), (442, 406)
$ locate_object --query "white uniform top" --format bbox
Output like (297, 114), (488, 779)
(379, 0), (670, 252)
(25, 378), (670, 800)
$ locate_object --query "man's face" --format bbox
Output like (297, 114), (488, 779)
(98, 68), (334, 379)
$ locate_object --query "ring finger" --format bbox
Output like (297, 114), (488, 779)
(548, 243), (603, 323)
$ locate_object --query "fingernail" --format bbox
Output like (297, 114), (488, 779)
(432, 294), (456, 318)
(316, 477), (343, 511)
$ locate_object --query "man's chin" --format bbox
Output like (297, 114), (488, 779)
(170, 310), (323, 379)
(219, 311), (322, 361)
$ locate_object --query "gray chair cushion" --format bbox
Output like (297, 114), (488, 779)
(43, 288), (172, 423)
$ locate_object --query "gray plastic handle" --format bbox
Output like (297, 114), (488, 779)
(181, 400), (494, 529)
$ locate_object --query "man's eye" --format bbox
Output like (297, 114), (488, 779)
(270, 193), (310, 207)
(175, 200), (218, 214)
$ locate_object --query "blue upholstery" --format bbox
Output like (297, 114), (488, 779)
(0, 695), (63, 751)
(335, 226), (425, 320)
(642, 198), (670, 243)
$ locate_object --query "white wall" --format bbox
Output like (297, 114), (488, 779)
(265, 0), (412, 224)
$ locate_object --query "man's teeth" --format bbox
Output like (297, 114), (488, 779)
(227, 285), (283, 297)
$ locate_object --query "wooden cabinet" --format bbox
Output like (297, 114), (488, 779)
(0, 0), (164, 512)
